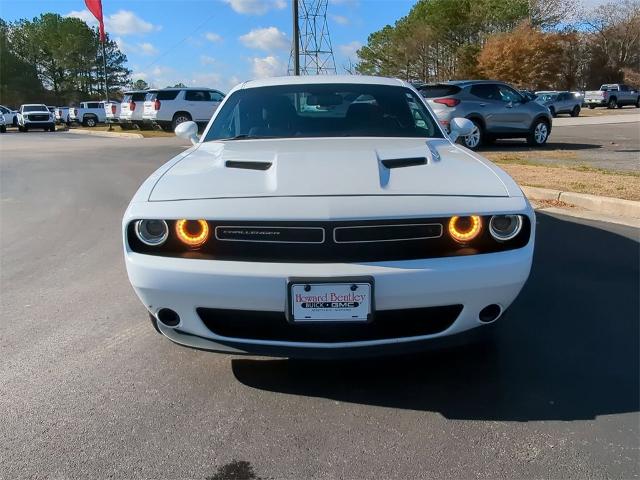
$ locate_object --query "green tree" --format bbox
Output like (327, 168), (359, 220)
(132, 79), (149, 90)
(0, 19), (43, 106)
(8, 13), (130, 103)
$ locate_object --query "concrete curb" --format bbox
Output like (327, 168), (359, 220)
(521, 186), (640, 219)
(63, 129), (144, 139)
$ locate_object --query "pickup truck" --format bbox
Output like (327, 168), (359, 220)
(69, 101), (107, 127)
(104, 100), (121, 125)
(584, 84), (640, 109)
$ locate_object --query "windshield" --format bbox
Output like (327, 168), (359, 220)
(204, 83), (443, 141)
(23, 105), (47, 112)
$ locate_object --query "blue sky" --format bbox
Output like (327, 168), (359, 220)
(1, 0), (416, 92)
(1, 0), (607, 92)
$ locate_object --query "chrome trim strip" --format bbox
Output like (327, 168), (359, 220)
(333, 223), (443, 244)
(215, 225), (325, 244)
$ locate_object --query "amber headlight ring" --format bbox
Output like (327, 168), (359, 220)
(448, 215), (482, 244)
(175, 219), (210, 248)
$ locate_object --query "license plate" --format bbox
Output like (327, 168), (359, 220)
(289, 281), (372, 322)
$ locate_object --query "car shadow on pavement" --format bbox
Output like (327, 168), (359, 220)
(232, 213), (639, 421)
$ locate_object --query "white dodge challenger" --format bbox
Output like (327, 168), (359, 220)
(123, 76), (534, 358)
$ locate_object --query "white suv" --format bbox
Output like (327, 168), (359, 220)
(143, 87), (224, 131)
(120, 90), (156, 129)
(104, 100), (121, 125)
(70, 101), (106, 127)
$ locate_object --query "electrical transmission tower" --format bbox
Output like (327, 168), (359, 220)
(289, 0), (336, 75)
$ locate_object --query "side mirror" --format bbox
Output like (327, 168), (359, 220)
(174, 121), (199, 145)
(449, 117), (474, 143)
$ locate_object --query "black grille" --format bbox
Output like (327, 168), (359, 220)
(127, 216), (531, 262)
(197, 305), (462, 343)
(28, 114), (49, 121)
(334, 223), (442, 243)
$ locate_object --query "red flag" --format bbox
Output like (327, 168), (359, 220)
(84, 0), (106, 42)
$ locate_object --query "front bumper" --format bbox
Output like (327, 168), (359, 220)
(125, 241), (534, 357)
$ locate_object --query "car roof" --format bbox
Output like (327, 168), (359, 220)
(240, 75), (408, 90)
(444, 79), (511, 86)
(22, 103), (47, 106)
(155, 86), (220, 91)
(123, 90), (158, 94)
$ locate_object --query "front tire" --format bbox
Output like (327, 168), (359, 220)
(461, 119), (483, 150)
(588, 105), (595, 109)
(608, 97), (617, 109)
(570, 105), (580, 117)
(84, 116), (97, 127)
(527, 119), (549, 146)
(172, 112), (192, 132)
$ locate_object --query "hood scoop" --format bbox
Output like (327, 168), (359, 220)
(225, 160), (272, 171)
(380, 157), (427, 169)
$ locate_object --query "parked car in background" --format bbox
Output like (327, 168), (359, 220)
(519, 90), (537, 102)
(418, 80), (552, 150)
(124, 75), (535, 358)
(142, 87), (225, 131)
(69, 101), (106, 127)
(584, 84), (640, 109)
(120, 90), (156, 129)
(535, 91), (581, 117)
(17, 104), (56, 131)
(55, 107), (71, 125)
(0, 112), (6, 133)
(104, 99), (121, 125)
(0, 105), (17, 126)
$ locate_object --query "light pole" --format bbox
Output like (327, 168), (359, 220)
(292, 0), (300, 76)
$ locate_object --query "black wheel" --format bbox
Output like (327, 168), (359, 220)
(588, 105), (595, 109)
(49, 125), (56, 132)
(607, 97), (617, 109)
(172, 112), (192, 131)
(461, 118), (483, 150)
(84, 116), (97, 127)
(527, 119), (549, 146)
(549, 107), (557, 118)
(570, 106), (580, 117)
(12, 117), (18, 127)
(0, 125), (6, 133)
(636, 98), (640, 108)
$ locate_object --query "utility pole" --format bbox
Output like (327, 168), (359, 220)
(292, 0), (300, 76)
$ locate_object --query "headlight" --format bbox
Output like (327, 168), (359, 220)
(135, 219), (168, 246)
(448, 215), (482, 243)
(175, 219), (209, 248)
(489, 215), (523, 241)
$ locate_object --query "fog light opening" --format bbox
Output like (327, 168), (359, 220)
(479, 304), (502, 323)
(156, 308), (180, 327)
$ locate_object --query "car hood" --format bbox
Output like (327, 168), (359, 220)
(148, 138), (509, 201)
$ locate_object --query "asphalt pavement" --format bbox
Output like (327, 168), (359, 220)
(484, 120), (640, 172)
(1, 132), (638, 479)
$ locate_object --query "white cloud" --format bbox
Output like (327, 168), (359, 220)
(66, 9), (160, 36)
(338, 41), (362, 58)
(114, 36), (132, 53)
(240, 27), (289, 51)
(138, 42), (159, 56)
(106, 10), (160, 36)
(200, 55), (217, 65)
(204, 32), (223, 42)
(250, 55), (285, 79)
(189, 73), (223, 87)
(225, 0), (286, 15)
(65, 10), (98, 26)
(330, 14), (350, 25)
